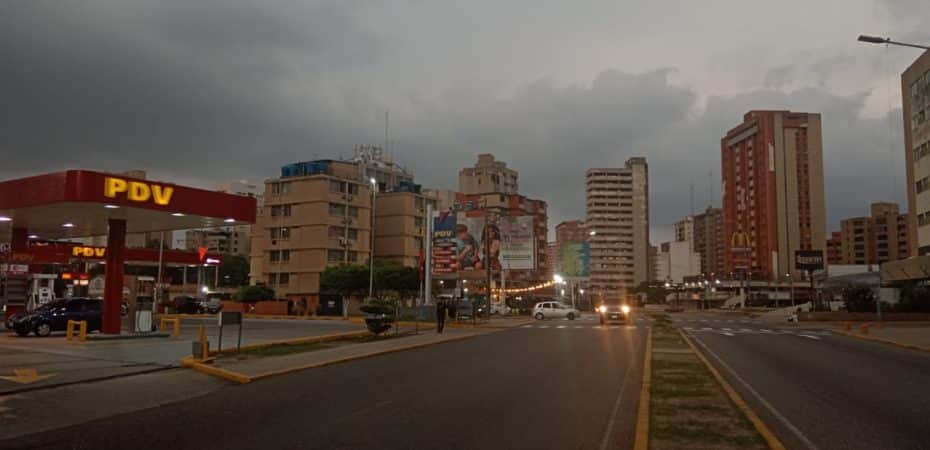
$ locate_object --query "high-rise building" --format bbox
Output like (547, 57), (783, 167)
(674, 216), (694, 244)
(586, 157), (649, 302)
(826, 231), (842, 265)
(458, 154), (519, 195)
(693, 207), (724, 276)
(556, 220), (587, 245)
(833, 202), (909, 265)
(546, 242), (559, 279)
(721, 110), (826, 280)
(903, 50), (930, 256)
(373, 187), (436, 267)
(654, 241), (701, 283)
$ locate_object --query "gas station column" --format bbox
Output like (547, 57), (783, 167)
(11, 227), (28, 251)
(102, 219), (126, 334)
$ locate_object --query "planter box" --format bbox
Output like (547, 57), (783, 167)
(253, 301), (288, 315)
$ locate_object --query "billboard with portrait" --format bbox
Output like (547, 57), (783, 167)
(560, 241), (590, 278)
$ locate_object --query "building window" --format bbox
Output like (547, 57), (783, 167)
(271, 182), (291, 194)
(270, 204), (292, 217)
(329, 226), (344, 239)
(330, 180), (344, 193)
(348, 184), (359, 195)
(270, 273), (290, 285)
(415, 217), (424, 227)
(269, 250), (291, 262)
(348, 228), (359, 240)
(328, 249), (345, 262)
(348, 206), (359, 218)
(270, 227), (290, 240)
(329, 203), (346, 216)
(348, 251), (359, 262)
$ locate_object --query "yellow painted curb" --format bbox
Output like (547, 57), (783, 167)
(680, 330), (786, 450)
(250, 333), (476, 381)
(835, 330), (930, 353)
(210, 330), (373, 356)
(633, 328), (652, 450)
(181, 356), (251, 384)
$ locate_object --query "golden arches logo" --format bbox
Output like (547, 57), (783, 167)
(730, 231), (751, 249)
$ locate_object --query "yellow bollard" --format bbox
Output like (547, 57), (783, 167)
(860, 323), (870, 335)
(160, 317), (181, 338)
(66, 320), (88, 342)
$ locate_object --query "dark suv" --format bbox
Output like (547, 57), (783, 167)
(10, 298), (103, 337)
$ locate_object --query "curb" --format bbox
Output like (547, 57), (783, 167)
(210, 330), (373, 356)
(680, 330), (786, 450)
(834, 330), (930, 353)
(633, 328), (652, 450)
(183, 333), (477, 384)
(0, 366), (173, 397)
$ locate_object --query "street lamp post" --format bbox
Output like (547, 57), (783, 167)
(369, 178), (377, 300)
(857, 35), (930, 50)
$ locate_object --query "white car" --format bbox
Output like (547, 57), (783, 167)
(490, 303), (511, 315)
(533, 301), (580, 320)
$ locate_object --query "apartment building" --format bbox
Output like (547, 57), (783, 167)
(834, 202), (909, 265)
(903, 49), (930, 256)
(585, 157), (649, 302)
(721, 110), (826, 280)
(654, 241), (701, 283)
(373, 187), (435, 267)
(459, 154), (519, 195)
(693, 207), (724, 276)
(826, 231), (842, 265)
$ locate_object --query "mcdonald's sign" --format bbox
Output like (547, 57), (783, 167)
(730, 231), (751, 253)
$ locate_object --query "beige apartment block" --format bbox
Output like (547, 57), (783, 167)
(903, 49), (930, 256)
(250, 160), (372, 304)
(835, 202), (909, 265)
(585, 157), (649, 303)
(459, 154), (519, 195)
(692, 207), (724, 276)
(374, 191), (435, 267)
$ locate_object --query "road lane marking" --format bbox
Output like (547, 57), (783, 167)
(689, 335), (820, 450)
(799, 334), (820, 340)
(557, 325), (566, 329)
(538, 325), (550, 329)
(722, 328), (733, 331)
(719, 332), (735, 336)
(760, 329), (774, 333)
(521, 325), (533, 328)
(599, 329), (641, 450)
(574, 326), (584, 329)
(740, 329), (753, 333)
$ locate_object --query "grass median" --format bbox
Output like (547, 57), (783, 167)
(644, 312), (766, 450)
(228, 331), (417, 359)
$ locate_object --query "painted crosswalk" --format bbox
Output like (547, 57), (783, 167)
(682, 326), (830, 337)
(520, 324), (642, 330)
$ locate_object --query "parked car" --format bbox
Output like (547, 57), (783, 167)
(532, 301), (580, 320)
(490, 303), (511, 315)
(597, 303), (631, 325)
(172, 296), (203, 314)
(199, 297), (223, 314)
(10, 298), (103, 337)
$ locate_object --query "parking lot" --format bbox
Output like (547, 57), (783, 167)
(0, 317), (364, 395)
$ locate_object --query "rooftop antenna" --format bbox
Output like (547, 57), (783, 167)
(690, 179), (695, 216)
(708, 169), (714, 209)
(384, 109), (390, 155)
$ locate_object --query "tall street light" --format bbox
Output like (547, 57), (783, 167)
(369, 177), (377, 299)
(857, 35), (930, 50)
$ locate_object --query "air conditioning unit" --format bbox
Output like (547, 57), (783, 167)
(347, 195), (354, 202)
(339, 237), (347, 246)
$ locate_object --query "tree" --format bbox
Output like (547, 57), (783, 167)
(634, 281), (670, 304)
(375, 262), (420, 300)
(234, 284), (275, 302)
(359, 295), (397, 335)
(218, 254), (250, 287)
(842, 285), (876, 312)
(321, 264), (370, 302)
(894, 283), (930, 312)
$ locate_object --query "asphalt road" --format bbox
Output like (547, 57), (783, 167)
(1, 319), (647, 450)
(683, 313), (930, 450)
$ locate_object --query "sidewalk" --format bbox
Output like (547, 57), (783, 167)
(189, 328), (484, 383)
(826, 322), (930, 351)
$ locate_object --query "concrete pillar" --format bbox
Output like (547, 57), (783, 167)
(102, 219), (126, 334)
(10, 227), (28, 251)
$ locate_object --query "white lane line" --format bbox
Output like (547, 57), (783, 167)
(521, 325), (534, 328)
(760, 329), (774, 333)
(740, 329), (753, 333)
(799, 334), (820, 340)
(722, 328), (733, 332)
(598, 333), (640, 450)
(700, 319), (708, 323)
(539, 325), (550, 329)
(690, 335), (820, 450)
(557, 325), (567, 329)
(719, 332), (735, 336)
(702, 327), (713, 331)
(684, 327), (695, 331)
(574, 326), (584, 329)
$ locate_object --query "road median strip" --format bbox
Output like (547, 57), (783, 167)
(834, 329), (930, 353)
(636, 312), (779, 450)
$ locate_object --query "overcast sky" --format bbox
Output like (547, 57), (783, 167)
(2, 1), (929, 242)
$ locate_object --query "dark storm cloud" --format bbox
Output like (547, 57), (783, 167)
(0, 0), (922, 242)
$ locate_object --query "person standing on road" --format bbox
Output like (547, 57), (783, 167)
(436, 298), (447, 333)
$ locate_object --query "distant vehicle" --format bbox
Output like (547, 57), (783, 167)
(533, 301), (580, 320)
(199, 297), (223, 314)
(597, 303), (631, 325)
(490, 303), (511, 315)
(172, 296), (203, 314)
(10, 298), (102, 337)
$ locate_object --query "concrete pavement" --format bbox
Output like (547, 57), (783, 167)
(1, 318), (649, 450)
(679, 311), (930, 450)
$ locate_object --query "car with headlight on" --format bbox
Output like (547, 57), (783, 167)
(597, 303), (631, 325)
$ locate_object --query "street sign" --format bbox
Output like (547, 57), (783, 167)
(795, 250), (824, 271)
(217, 311), (243, 353)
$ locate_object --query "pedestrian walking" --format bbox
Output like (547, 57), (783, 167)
(436, 299), (447, 333)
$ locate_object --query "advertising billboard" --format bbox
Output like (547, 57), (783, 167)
(500, 215), (535, 270)
(431, 211), (457, 276)
(794, 249), (825, 272)
(560, 242), (590, 278)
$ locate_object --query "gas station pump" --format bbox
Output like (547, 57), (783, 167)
(123, 275), (157, 333)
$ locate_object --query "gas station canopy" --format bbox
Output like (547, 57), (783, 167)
(0, 170), (256, 238)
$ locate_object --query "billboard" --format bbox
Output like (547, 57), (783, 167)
(431, 211), (457, 276)
(450, 214), (536, 275)
(795, 249), (825, 272)
(560, 242), (590, 278)
(500, 215), (535, 270)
